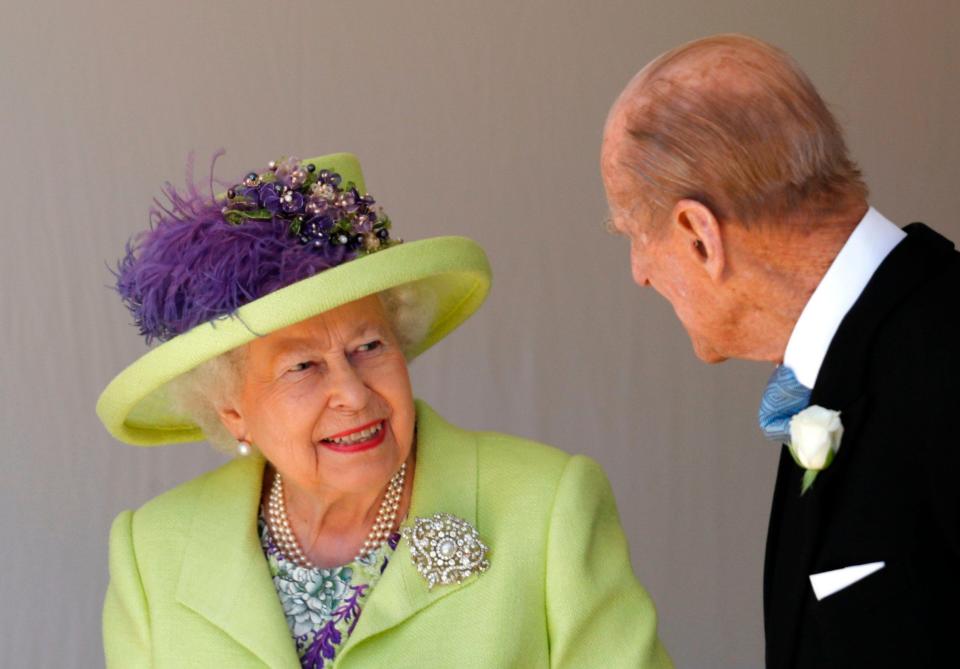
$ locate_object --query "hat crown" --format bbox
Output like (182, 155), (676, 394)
(115, 152), (395, 344)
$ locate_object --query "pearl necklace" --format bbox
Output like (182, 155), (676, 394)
(266, 462), (407, 569)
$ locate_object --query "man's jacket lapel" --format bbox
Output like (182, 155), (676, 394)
(764, 223), (957, 665)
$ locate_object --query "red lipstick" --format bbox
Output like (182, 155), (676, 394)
(320, 420), (386, 453)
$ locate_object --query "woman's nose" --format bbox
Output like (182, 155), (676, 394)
(326, 358), (372, 411)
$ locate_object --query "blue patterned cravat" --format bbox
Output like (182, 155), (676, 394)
(758, 365), (812, 443)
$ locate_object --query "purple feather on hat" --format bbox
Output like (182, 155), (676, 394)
(113, 152), (355, 344)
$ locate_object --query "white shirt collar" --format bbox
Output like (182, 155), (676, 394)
(783, 207), (906, 389)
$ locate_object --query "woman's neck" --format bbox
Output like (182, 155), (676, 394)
(262, 451), (416, 569)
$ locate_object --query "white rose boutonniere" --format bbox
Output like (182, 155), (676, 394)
(788, 405), (843, 494)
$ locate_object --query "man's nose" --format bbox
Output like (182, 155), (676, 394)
(630, 256), (651, 287)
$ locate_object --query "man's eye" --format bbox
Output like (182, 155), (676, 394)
(289, 361), (314, 372)
(356, 340), (382, 354)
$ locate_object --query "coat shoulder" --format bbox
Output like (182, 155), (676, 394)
(891, 229), (958, 332)
(871, 249), (960, 385)
(120, 457), (258, 547)
(474, 429), (572, 478)
(471, 427), (582, 516)
(418, 400), (574, 495)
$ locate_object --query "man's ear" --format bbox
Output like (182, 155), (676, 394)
(670, 199), (725, 281)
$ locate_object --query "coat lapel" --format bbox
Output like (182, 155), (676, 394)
(335, 400), (481, 663)
(175, 455), (300, 667)
(765, 223), (957, 664)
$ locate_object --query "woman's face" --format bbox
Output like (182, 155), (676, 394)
(220, 295), (416, 496)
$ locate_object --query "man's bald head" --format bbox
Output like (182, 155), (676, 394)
(602, 34), (867, 228)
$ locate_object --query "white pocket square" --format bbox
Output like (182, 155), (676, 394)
(809, 561), (885, 601)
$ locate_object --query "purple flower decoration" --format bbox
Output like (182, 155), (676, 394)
(303, 213), (334, 234)
(114, 152), (398, 344)
(226, 185), (262, 209)
(275, 156), (308, 189)
(281, 189), (304, 214)
(354, 213), (374, 234)
(259, 182), (284, 213)
(336, 187), (362, 213)
(316, 169), (342, 187)
(259, 182), (304, 214)
(304, 196), (330, 217)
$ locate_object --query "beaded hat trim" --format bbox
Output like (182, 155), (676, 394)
(224, 156), (397, 257)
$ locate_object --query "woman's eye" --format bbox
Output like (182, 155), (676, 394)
(355, 340), (383, 354)
(288, 361), (314, 373)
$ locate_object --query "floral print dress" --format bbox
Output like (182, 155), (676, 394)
(258, 514), (400, 669)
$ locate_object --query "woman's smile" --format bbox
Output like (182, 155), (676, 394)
(319, 419), (387, 453)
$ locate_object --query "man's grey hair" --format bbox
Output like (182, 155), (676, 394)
(167, 285), (435, 452)
(610, 34), (868, 227)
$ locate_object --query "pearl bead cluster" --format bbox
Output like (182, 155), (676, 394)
(266, 463), (407, 569)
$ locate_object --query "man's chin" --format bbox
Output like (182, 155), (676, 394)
(692, 339), (728, 364)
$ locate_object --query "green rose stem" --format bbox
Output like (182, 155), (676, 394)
(788, 445), (836, 495)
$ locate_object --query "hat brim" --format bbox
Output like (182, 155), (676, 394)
(96, 236), (490, 446)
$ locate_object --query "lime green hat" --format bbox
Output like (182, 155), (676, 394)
(97, 152), (491, 446)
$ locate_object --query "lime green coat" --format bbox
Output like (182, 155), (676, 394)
(104, 401), (672, 668)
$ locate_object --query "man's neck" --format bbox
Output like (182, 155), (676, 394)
(730, 203), (867, 362)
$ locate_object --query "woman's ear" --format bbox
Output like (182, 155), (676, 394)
(217, 401), (248, 443)
(670, 199), (726, 281)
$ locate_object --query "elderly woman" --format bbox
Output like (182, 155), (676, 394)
(98, 153), (672, 668)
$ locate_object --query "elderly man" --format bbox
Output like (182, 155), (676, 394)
(601, 34), (958, 668)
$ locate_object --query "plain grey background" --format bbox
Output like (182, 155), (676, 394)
(2, 1), (958, 667)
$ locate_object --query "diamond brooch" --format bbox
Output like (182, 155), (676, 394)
(402, 512), (490, 590)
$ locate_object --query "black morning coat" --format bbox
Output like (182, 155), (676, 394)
(763, 223), (960, 668)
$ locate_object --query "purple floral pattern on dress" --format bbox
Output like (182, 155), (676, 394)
(258, 514), (400, 669)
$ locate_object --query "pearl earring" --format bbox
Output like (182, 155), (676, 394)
(236, 441), (252, 457)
